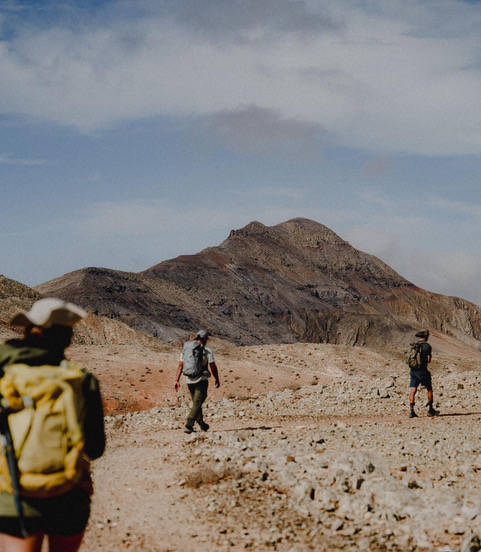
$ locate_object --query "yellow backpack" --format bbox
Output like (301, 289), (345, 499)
(0, 360), (86, 498)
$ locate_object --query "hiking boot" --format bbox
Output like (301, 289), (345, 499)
(184, 425), (196, 434)
(427, 408), (440, 417)
(198, 421), (210, 432)
(409, 411), (418, 418)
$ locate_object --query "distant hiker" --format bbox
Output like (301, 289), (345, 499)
(0, 298), (105, 552)
(408, 329), (439, 418)
(174, 330), (220, 434)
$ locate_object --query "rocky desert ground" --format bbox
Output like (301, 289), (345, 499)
(62, 332), (481, 552)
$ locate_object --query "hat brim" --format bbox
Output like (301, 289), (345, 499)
(10, 302), (87, 328)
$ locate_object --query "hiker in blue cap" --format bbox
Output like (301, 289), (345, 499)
(174, 330), (220, 434)
(409, 329), (439, 418)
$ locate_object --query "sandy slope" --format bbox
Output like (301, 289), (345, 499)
(66, 340), (481, 552)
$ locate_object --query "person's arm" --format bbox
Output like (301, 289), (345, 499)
(209, 361), (220, 388)
(82, 372), (106, 460)
(174, 361), (183, 391)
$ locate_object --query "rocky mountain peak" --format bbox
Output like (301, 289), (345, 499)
(276, 217), (349, 247)
(225, 218), (347, 250)
(34, 219), (481, 349)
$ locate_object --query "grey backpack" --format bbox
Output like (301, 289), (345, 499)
(182, 341), (205, 377)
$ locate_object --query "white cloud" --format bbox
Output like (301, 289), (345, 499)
(357, 188), (395, 208)
(433, 198), (481, 217)
(1, 1), (481, 154)
(362, 157), (395, 178)
(151, 0), (340, 39)
(75, 200), (180, 237)
(0, 1), (26, 13)
(341, 222), (481, 307)
(236, 186), (306, 200)
(406, 250), (481, 305)
(0, 152), (46, 165)
(88, 172), (101, 183)
(75, 198), (293, 239)
(342, 226), (403, 261)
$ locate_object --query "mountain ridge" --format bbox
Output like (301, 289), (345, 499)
(34, 218), (481, 350)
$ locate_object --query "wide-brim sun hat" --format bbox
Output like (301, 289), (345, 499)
(10, 298), (87, 329)
(415, 329), (430, 338)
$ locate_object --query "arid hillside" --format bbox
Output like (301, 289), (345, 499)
(35, 218), (481, 351)
(0, 274), (168, 352)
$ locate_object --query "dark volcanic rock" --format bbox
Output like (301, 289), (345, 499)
(35, 218), (481, 349)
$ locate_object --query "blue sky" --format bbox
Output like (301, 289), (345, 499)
(2, 0), (481, 307)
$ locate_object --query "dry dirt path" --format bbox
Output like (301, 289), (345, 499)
(82, 400), (481, 552)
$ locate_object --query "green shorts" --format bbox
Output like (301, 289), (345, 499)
(0, 488), (91, 537)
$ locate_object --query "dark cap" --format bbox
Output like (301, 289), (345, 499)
(195, 329), (210, 340)
(415, 329), (430, 338)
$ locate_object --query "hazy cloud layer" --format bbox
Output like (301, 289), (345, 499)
(1, 0), (481, 154)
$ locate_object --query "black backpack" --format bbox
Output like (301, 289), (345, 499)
(406, 342), (423, 369)
(182, 341), (205, 377)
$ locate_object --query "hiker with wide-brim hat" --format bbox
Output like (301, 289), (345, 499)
(409, 329), (439, 418)
(0, 298), (105, 552)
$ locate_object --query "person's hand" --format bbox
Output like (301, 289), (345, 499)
(174, 381), (180, 392)
(215, 379), (220, 388)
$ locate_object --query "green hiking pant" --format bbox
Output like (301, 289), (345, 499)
(186, 379), (208, 428)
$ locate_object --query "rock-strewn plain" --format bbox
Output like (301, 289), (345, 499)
(79, 340), (481, 552)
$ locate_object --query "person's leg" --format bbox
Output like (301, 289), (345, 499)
(409, 386), (418, 417)
(48, 532), (84, 552)
(426, 387), (439, 416)
(186, 383), (196, 430)
(194, 380), (208, 428)
(196, 381), (210, 431)
(186, 382), (208, 430)
(0, 532), (43, 552)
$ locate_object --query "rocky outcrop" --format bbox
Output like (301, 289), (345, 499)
(35, 218), (481, 350)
